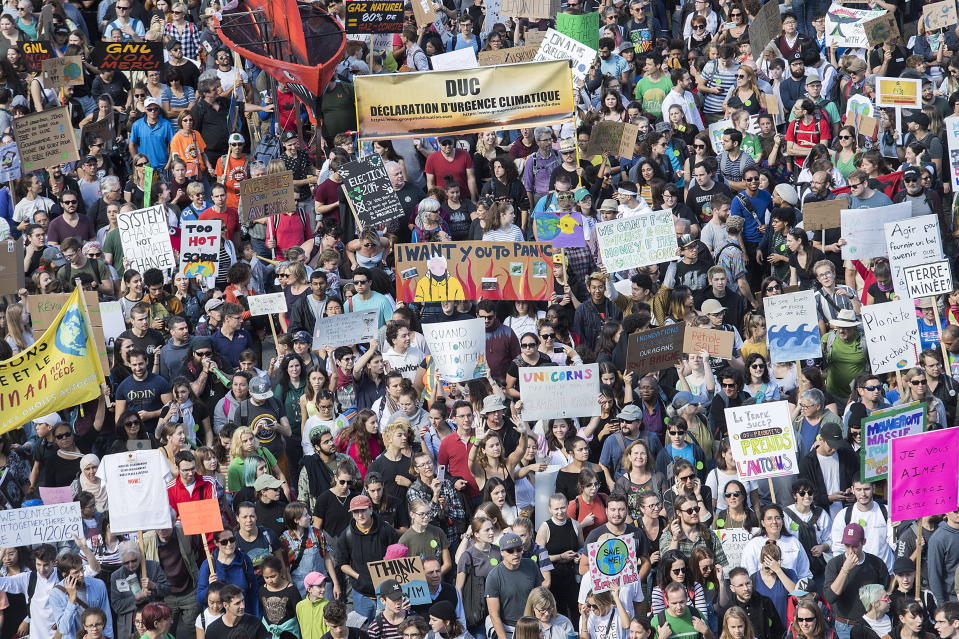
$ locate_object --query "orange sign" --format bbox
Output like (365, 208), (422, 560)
(179, 499), (224, 536)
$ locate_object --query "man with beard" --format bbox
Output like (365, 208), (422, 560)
(780, 52), (808, 116)
(576, 495), (650, 609)
(299, 428), (358, 514)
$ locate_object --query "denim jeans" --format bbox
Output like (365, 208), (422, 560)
(835, 620), (855, 639)
(352, 591), (376, 624)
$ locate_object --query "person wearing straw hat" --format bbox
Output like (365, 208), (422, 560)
(822, 309), (867, 403)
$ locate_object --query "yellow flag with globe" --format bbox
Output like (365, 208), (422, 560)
(0, 287), (105, 434)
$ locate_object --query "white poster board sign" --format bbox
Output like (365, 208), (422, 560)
(884, 214), (944, 297)
(717, 528), (752, 577)
(422, 318), (486, 382)
(725, 401), (798, 481)
(430, 48), (478, 71)
(520, 363), (600, 421)
(180, 219), (221, 279)
(947, 116), (959, 193)
(595, 209), (675, 272)
(312, 309), (378, 350)
(861, 299), (920, 374)
(100, 300), (126, 348)
(0, 502), (81, 547)
(826, 3), (886, 48)
(97, 450), (172, 534)
(841, 202), (912, 260)
(763, 290), (821, 363)
(533, 28), (596, 81)
(707, 119), (732, 154)
(247, 292), (288, 316)
(903, 260), (954, 300)
(116, 205), (175, 274)
(587, 535), (639, 593)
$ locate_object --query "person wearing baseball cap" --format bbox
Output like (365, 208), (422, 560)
(333, 493), (400, 620)
(369, 578), (409, 633)
(823, 521), (888, 637)
(894, 164), (942, 218)
(889, 556), (936, 617)
(129, 95), (175, 169)
(486, 532), (543, 639)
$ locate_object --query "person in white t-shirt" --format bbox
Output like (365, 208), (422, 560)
(615, 183), (652, 218)
(830, 480), (895, 570)
(195, 581), (225, 639)
(382, 321), (426, 383)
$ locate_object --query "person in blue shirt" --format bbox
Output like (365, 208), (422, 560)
(655, 416), (706, 477)
(49, 552), (115, 639)
(917, 297), (948, 352)
(730, 165), (772, 258)
(128, 98), (175, 169)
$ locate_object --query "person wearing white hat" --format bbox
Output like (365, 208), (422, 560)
(822, 309), (867, 402)
(129, 96), (175, 170)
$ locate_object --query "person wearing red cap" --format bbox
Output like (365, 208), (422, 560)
(334, 494), (399, 623)
(823, 523), (889, 639)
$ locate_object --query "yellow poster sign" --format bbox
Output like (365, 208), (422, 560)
(354, 60), (574, 139)
(0, 288), (104, 434)
(875, 77), (922, 109)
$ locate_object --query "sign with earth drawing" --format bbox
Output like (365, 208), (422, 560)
(587, 534), (638, 593)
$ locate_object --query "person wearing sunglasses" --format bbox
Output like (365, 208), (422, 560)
(486, 532), (544, 639)
(662, 493), (727, 571)
(782, 479), (831, 593)
(197, 531), (260, 618)
(650, 549), (709, 618)
(893, 165), (942, 222)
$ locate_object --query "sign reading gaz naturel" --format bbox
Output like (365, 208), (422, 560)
(354, 61), (574, 139)
(725, 401), (798, 481)
(344, 0), (404, 33)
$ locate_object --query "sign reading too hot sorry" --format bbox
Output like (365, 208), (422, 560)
(725, 401), (798, 481)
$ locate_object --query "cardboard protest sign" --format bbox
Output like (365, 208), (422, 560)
(179, 499), (225, 535)
(312, 309), (378, 350)
(13, 107), (80, 173)
(861, 403), (924, 483)
(884, 214), (944, 297)
(91, 42), (163, 70)
(683, 325), (734, 359)
(585, 121), (639, 159)
(368, 557), (430, 604)
(41, 55), (83, 87)
(826, 3), (886, 48)
(430, 48), (478, 71)
(923, 0), (959, 31)
(19, 41), (52, 72)
(98, 450), (173, 533)
(533, 29), (597, 82)
(595, 210), (675, 272)
(39, 486), (75, 504)
(802, 199), (844, 231)
(0, 142), (20, 182)
(749, 0), (782, 60)
(841, 202), (912, 260)
(0, 502), (81, 547)
(344, 0), (404, 33)
(408, 0), (437, 28)
(948, 116), (959, 193)
(587, 535), (639, 593)
(717, 528), (751, 578)
(0, 240), (24, 296)
(890, 428), (959, 522)
(876, 77), (922, 109)
(422, 318), (486, 382)
(556, 11), (600, 50)
(764, 290), (822, 363)
(861, 299), (920, 375)
(902, 260), (953, 300)
(626, 324), (684, 373)
(725, 401), (798, 481)
(502, 0), (558, 19)
(180, 220), (221, 278)
(28, 290), (109, 371)
(117, 205), (175, 274)
(863, 12), (900, 47)
(525, 29), (546, 47)
(478, 45), (539, 66)
(239, 171), (295, 224)
(247, 292), (288, 316)
(81, 116), (115, 152)
(520, 363), (600, 421)
(339, 156), (405, 227)
(395, 241), (554, 302)
(533, 210), (586, 248)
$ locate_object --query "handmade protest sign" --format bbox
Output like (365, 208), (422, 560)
(533, 29), (597, 82)
(826, 3), (886, 48)
(368, 557), (430, 605)
(585, 121), (640, 159)
(344, 0), (404, 33)
(408, 0), (437, 27)
(884, 215), (944, 296)
(0, 142), (20, 182)
(923, 0), (959, 31)
(13, 107), (80, 173)
(764, 290), (821, 363)
(19, 41), (52, 72)
(902, 260), (953, 300)
(684, 325), (734, 359)
(502, 0), (558, 19)
(422, 318), (486, 382)
(395, 241), (554, 302)
(41, 56), (83, 87)
(0, 240), (24, 296)
(91, 42), (163, 70)
(339, 156), (404, 227)
(876, 77), (922, 109)
(97, 450), (171, 533)
(587, 535), (639, 593)
(0, 502), (80, 547)
(717, 528), (751, 577)
(948, 117), (959, 192)
(247, 293), (288, 316)
(841, 202), (912, 260)
(863, 11), (900, 47)
(180, 220), (221, 278)
(312, 309), (378, 350)
(626, 324), (684, 373)
(556, 11), (600, 50)
(478, 46), (539, 66)
(117, 205), (175, 274)
(239, 171), (295, 223)
(725, 401), (798, 481)
(861, 299), (921, 374)
(81, 117), (115, 152)
(101, 301), (126, 348)
(39, 486), (75, 504)
(749, 0), (782, 59)
(802, 199), (844, 231)
(889, 428), (959, 522)
(520, 363), (600, 421)
(179, 499), (224, 535)
(355, 61), (574, 139)
(533, 211), (586, 248)
(861, 403), (924, 483)
(595, 210), (674, 272)
(430, 48), (478, 71)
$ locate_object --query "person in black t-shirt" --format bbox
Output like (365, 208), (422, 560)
(235, 501), (283, 575)
(320, 600), (369, 639)
(205, 584), (270, 639)
(313, 464), (356, 537)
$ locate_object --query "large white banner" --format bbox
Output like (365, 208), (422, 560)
(312, 309), (378, 350)
(422, 318), (486, 382)
(97, 450), (171, 534)
(596, 210), (675, 272)
(861, 299), (920, 375)
(884, 214), (944, 297)
(841, 202), (912, 260)
(725, 401), (798, 481)
(117, 205), (175, 274)
(763, 290), (821, 363)
(0, 502), (81, 547)
(520, 363), (600, 421)
(826, 3), (886, 48)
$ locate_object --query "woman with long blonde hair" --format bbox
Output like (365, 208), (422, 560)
(725, 66), (762, 116)
(720, 606), (756, 639)
(468, 430), (527, 492)
(4, 303), (31, 354)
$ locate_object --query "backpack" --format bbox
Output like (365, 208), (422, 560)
(844, 502), (888, 526)
(783, 505), (827, 576)
(655, 606), (703, 630)
(461, 553), (488, 628)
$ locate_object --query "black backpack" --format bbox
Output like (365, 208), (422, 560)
(461, 554), (489, 628)
(784, 505), (827, 576)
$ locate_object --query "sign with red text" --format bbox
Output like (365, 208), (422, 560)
(180, 220), (221, 278)
(91, 42), (163, 70)
(683, 325), (734, 359)
(725, 401), (798, 481)
(587, 535), (639, 593)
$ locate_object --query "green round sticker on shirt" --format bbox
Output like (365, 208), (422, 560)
(532, 555), (538, 562)
(490, 558), (499, 566)
(430, 540), (438, 548)
(716, 518), (725, 528)
(696, 461), (704, 470)
(858, 519), (867, 527)
(744, 100), (752, 106)
(706, 582), (715, 590)
(673, 150), (680, 157)
(789, 522), (799, 531)
(778, 244), (786, 251)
